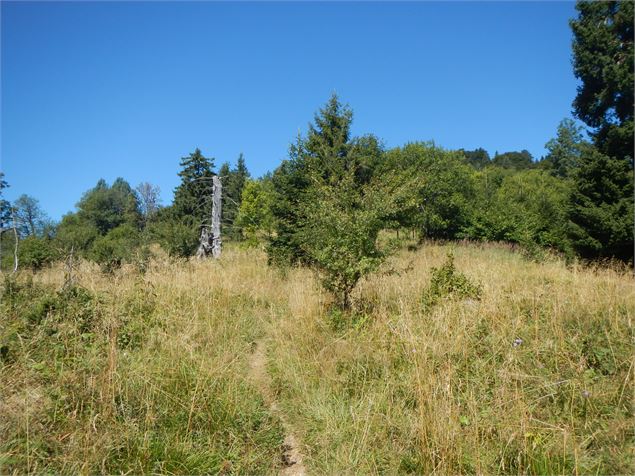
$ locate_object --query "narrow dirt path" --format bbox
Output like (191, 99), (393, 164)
(248, 340), (306, 476)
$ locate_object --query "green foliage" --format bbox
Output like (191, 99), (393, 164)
(55, 213), (100, 253)
(221, 153), (250, 240)
(460, 147), (491, 169)
(382, 143), (475, 239)
(491, 150), (534, 169)
(147, 209), (199, 258)
(172, 148), (215, 224)
(90, 223), (142, 271)
(465, 168), (573, 256)
(567, 145), (634, 261)
(235, 178), (274, 245)
(570, 0), (634, 160)
(422, 253), (481, 307)
(77, 178), (142, 234)
(18, 236), (57, 270)
(267, 94), (397, 307)
(299, 167), (387, 309)
(542, 118), (586, 178)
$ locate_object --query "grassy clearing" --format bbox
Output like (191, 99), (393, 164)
(266, 242), (634, 474)
(1, 243), (633, 474)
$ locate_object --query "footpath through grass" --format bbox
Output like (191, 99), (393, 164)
(1, 243), (633, 474)
(1, 249), (287, 474)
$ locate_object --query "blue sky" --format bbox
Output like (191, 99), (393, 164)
(2, 1), (579, 220)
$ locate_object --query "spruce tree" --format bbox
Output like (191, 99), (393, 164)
(570, 0), (634, 161)
(568, 145), (633, 261)
(568, 1), (634, 261)
(173, 148), (215, 225)
(268, 94), (356, 265)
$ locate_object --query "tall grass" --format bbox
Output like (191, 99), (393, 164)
(266, 242), (634, 474)
(1, 243), (632, 474)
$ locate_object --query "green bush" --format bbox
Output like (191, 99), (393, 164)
(422, 253), (481, 307)
(90, 223), (141, 271)
(18, 236), (57, 270)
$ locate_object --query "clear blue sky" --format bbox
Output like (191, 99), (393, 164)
(2, 1), (580, 220)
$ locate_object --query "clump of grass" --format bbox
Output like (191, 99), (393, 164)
(422, 252), (481, 307)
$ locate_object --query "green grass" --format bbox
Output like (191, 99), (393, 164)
(1, 243), (633, 474)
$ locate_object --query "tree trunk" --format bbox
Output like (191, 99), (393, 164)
(211, 176), (222, 258)
(195, 175), (222, 259)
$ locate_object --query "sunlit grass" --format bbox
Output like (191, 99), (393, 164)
(1, 242), (632, 474)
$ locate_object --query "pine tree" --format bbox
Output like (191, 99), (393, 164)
(173, 148), (215, 225)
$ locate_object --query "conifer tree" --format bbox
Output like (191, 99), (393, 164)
(173, 148), (215, 225)
(568, 0), (634, 261)
(221, 154), (250, 239)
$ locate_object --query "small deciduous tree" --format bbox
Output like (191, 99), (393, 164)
(135, 182), (162, 221)
(235, 178), (274, 244)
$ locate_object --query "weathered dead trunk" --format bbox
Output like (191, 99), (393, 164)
(210, 175), (222, 258)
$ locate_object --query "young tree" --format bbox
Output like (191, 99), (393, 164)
(268, 95), (401, 308)
(268, 94), (381, 266)
(542, 118), (586, 178)
(235, 178), (275, 244)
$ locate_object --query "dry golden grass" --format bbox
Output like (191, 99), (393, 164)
(1, 242), (633, 474)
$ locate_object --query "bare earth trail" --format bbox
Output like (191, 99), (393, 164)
(248, 340), (307, 476)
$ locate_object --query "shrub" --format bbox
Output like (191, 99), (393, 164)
(90, 223), (141, 271)
(18, 236), (57, 270)
(422, 252), (481, 307)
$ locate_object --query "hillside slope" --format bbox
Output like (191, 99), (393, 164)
(1, 243), (632, 474)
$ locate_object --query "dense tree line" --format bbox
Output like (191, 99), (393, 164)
(1, 1), (631, 303)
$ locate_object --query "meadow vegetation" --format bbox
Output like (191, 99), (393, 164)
(1, 241), (632, 474)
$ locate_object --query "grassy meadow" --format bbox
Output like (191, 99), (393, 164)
(1, 241), (633, 474)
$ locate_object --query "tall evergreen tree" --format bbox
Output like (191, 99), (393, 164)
(568, 1), (634, 261)
(570, 0), (634, 161)
(173, 148), (215, 225)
